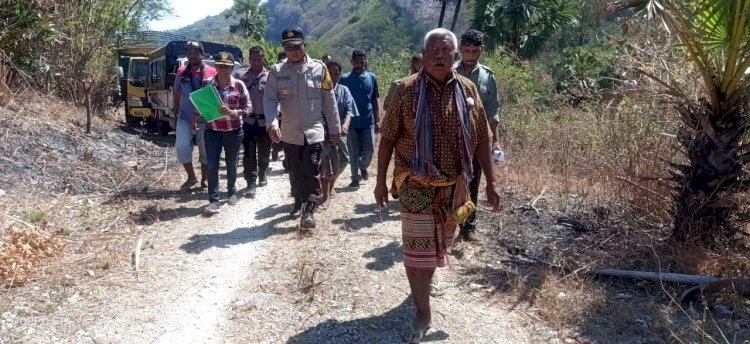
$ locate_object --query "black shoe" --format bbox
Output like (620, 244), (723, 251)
(300, 213), (316, 229)
(460, 228), (479, 242)
(271, 152), (279, 161)
(348, 180), (360, 188)
(290, 200), (302, 218)
(361, 169), (369, 181)
(258, 175), (268, 187)
(244, 185), (257, 198)
(300, 201), (317, 229)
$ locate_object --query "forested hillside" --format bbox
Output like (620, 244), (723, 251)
(172, 0), (467, 58)
(170, 13), (235, 40)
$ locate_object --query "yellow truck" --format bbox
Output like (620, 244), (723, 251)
(115, 31), (190, 131)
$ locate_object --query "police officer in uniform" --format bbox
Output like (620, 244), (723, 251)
(264, 26), (341, 229)
(454, 29), (502, 242)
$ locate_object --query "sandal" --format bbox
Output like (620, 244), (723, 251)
(401, 321), (430, 344)
(180, 179), (198, 190)
(429, 282), (444, 297)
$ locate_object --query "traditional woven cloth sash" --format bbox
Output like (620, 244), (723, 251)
(410, 70), (474, 186)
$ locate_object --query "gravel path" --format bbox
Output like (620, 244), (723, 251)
(1, 155), (557, 343)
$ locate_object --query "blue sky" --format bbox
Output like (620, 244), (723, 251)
(148, 0), (234, 31)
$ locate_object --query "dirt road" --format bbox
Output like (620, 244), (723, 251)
(1, 157), (556, 344)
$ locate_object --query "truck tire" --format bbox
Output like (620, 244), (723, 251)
(145, 115), (158, 133)
(124, 104), (140, 127)
(160, 120), (171, 136)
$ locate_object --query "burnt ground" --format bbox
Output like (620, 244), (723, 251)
(461, 182), (750, 343)
(1, 95), (749, 343)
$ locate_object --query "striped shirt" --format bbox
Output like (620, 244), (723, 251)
(205, 76), (251, 132)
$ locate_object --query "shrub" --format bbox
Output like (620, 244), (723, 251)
(551, 45), (619, 95)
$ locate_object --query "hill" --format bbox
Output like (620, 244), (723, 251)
(170, 12), (235, 41)
(171, 0), (469, 57)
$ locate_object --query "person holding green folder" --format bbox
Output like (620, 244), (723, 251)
(200, 51), (252, 216)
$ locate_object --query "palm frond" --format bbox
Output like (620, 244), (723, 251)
(615, 0), (750, 110)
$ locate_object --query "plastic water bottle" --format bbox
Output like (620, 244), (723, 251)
(493, 150), (505, 162)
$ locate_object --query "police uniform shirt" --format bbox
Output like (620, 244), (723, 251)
(264, 55), (340, 145)
(240, 68), (269, 126)
(454, 62), (500, 124)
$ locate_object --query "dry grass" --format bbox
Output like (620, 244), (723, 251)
(293, 249), (327, 303)
(535, 274), (605, 335)
(464, 40), (750, 342)
(0, 93), (184, 289)
(0, 226), (63, 287)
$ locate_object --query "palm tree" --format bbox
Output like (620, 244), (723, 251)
(471, 0), (578, 59)
(438, 0), (448, 27)
(614, 0), (750, 243)
(450, 0), (463, 31)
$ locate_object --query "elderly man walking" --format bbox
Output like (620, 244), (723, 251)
(454, 29), (502, 242)
(375, 28), (500, 343)
(264, 26), (340, 229)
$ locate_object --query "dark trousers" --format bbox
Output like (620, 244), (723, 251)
(242, 122), (271, 184)
(461, 157), (483, 233)
(283, 141), (322, 203)
(205, 128), (243, 204)
(272, 142), (283, 158)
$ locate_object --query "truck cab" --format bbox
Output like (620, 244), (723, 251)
(115, 31), (193, 129)
(127, 56), (151, 119)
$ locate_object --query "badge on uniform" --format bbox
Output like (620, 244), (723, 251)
(321, 69), (333, 90)
(281, 88), (289, 96)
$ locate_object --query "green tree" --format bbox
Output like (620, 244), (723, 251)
(225, 0), (268, 42)
(437, 0), (448, 27)
(615, 0), (750, 243)
(551, 45), (617, 94)
(48, 0), (168, 131)
(450, 0), (464, 31)
(471, 0), (578, 59)
(0, 1), (55, 72)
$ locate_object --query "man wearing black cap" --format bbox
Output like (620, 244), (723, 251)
(239, 46), (271, 198)
(173, 41), (217, 191)
(264, 26), (341, 230)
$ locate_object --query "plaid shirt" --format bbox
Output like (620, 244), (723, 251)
(205, 77), (251, 132)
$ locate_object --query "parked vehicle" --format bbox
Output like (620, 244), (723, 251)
(146, 41), (244, 136)
(116, 32), (193, 129)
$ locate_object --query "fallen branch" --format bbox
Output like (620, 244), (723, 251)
(2, 214), (35, 229)
(592, 269), (719, 285)
(680, 278), (750, 306)
(509, 247), (749, 304)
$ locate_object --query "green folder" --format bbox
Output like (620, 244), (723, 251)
(189, 85), (224, 122)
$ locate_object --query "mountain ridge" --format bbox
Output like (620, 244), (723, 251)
(170, 0), (469, 55)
